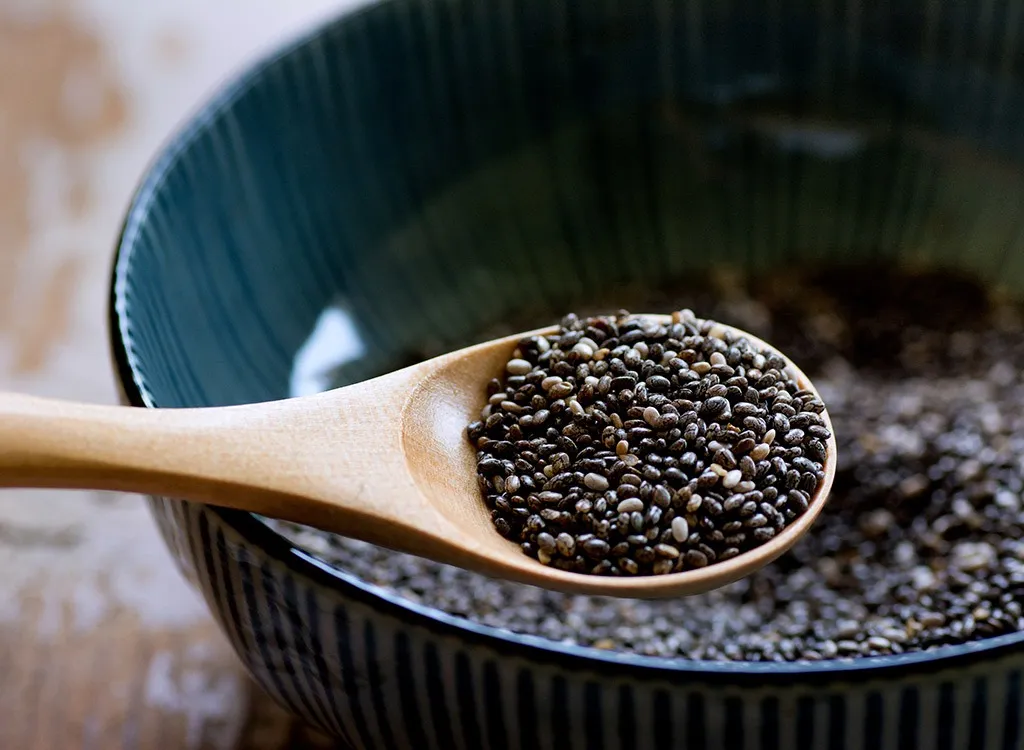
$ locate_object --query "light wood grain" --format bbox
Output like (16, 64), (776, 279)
(0, 318), (836, 599)
(0, 571), (335, 749)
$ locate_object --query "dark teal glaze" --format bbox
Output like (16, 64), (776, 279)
(110, 2), (1024, 747)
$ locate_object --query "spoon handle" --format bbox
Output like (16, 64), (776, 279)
(0, 391), (287, 503)
(0, 379), (434, 546)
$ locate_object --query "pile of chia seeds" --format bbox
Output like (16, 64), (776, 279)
(468, 310), (829, 576)
(274, 268), (1024, 661)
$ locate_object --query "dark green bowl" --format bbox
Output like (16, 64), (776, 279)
(111, 2), (1024, 747)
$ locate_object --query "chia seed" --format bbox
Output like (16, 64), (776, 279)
(272, 268), (1024, 661)
(467, 310), (828, 576)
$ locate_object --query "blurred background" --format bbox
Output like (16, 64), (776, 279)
(0, 1), (351, 747)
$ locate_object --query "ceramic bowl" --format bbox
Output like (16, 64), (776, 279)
(110, 2), (1024, 748)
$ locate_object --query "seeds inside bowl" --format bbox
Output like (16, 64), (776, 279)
(273, 268), (1024, 661)
(465, 310), (830, 576)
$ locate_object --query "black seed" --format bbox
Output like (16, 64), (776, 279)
(647, 375), (671, 392)
(685, 550), (709, 568)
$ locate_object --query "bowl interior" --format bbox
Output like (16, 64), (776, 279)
(114, 0), (1024, 664)
(117, 0), (1024, 411)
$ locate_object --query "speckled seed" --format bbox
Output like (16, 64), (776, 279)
(685, 550), (709, 568)
(620, 558), (640, 575)
(555, 533), (576, 556)
(652, 559), (674, 575)
(549, 382), (575, 399)
(653, 486), (672, 508)
(654, 543), (681, 559)
(536, 532), (556, 553)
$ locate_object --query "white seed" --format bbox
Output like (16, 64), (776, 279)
(617, 498), (644, 514)
(571, 342), (594, 359)
(710, 463), (728, 477)
(569, 399), (585, 416)
(541, 375), (562, 391)
(723, 470), (743, 489)
(709, 323), (728, 339)
(710, 352), (726, 366)
(643, 406), (661, 426)
(671, 517), (689, 543)
(584, 473), (609, 491)
(751, 443), (771, 460)
(616, 440), (630, 456)
(764, 428), (777, 445)
(506, 358), (532, 375)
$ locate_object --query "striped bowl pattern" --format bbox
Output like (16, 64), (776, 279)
(110, 1), (1024, 747)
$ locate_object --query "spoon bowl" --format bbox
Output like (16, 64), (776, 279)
(0, 315), (835, 598)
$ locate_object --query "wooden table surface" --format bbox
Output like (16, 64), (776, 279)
(0, 2), (351, 747)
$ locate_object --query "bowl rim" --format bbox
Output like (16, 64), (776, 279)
(107, 0), (1024, 682)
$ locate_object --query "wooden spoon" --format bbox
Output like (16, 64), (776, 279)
(0, 316), (835, 598)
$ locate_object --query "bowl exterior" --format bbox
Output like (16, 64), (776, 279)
(145, 497), (1024, 750)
